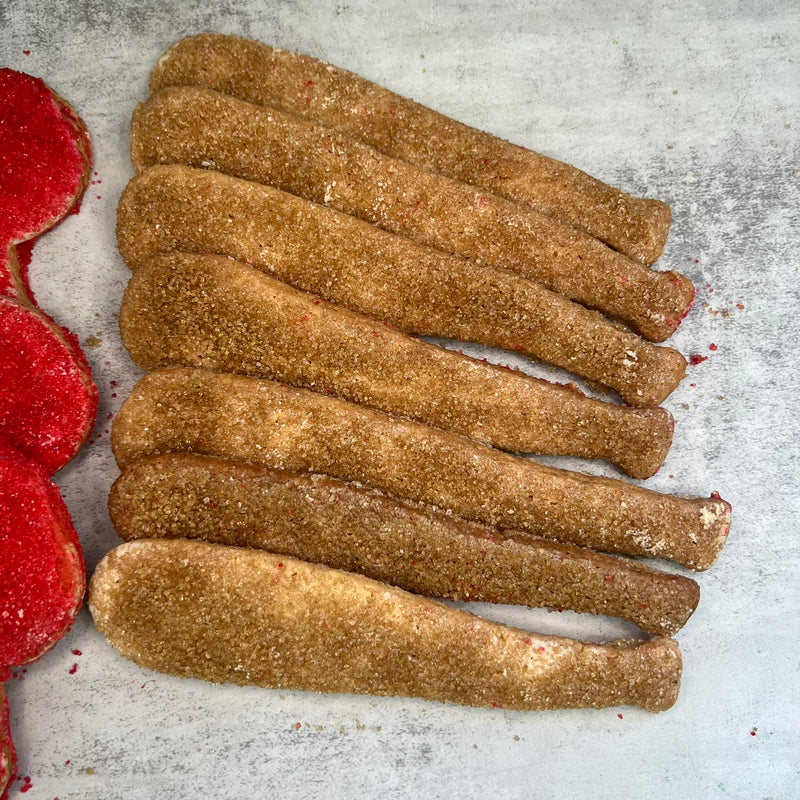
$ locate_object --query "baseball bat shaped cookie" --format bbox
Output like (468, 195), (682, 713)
(149, 33), (670, 265)
(89, 539), (683, 712)
(120, 252), (673, 479)
(109, 453), (700, 636)
(111, 368), (731, 570)
(117, 166), (687, 405)
(131, 87), (692, 341)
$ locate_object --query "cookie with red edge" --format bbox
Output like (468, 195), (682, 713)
(0, 437), (86, 669)
(0, 68), (92, 303)
(0, 297), (97, 475)
(0, 679), (15, 800)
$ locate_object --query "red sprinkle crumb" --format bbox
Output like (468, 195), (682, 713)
(69, 663), (78, 674)
(295, 722), (302, 730)
(617, 713), (624, 719)
(750, 727), (757, 736)
(689, 354), (708, 365)
(709, 343), (718, 351)
(72, 649), (82, 655)
(23, 50), (31, 55)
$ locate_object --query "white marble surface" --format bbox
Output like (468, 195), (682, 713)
(2, 1), (798, 797)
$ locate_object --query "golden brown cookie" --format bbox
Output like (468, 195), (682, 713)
(89, 539), (683, 712)
(109, 453), (700, 636)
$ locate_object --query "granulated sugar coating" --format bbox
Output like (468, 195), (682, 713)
(89, 539), (682, 712)
(111, 368), (731, 570)
(119, 251), (674, 478)
(130, 85), (691, 340)
(149, 33), (670, 266)
(108, 453), (700, 636)
(116, 165), (687, 405)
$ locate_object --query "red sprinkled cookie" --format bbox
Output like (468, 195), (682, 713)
(0, 297), (98, 474)
(0, 437), (86, 669)
(0, 68), (91, 303)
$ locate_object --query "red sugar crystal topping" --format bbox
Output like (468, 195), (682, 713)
(0, 298), (97, 475)
(0, 438), (85, 668)
(0, 69), (90, 289)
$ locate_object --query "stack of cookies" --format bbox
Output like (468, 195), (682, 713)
(90, 34), (731, 714)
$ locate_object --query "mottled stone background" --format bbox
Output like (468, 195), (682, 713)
(1, 1), (798, 797)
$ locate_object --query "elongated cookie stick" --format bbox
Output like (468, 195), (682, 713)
(149, 33), (670, 265)
(121, 252), (673, 478)
(111, 368), (731, 570)
(90, 539), (683, 712)
(131, 87), (691, 341)
(109, 453), (700, 636)
(117, 166), (687, 404)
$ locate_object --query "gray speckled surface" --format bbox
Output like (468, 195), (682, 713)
(2, 1), (799, 797)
